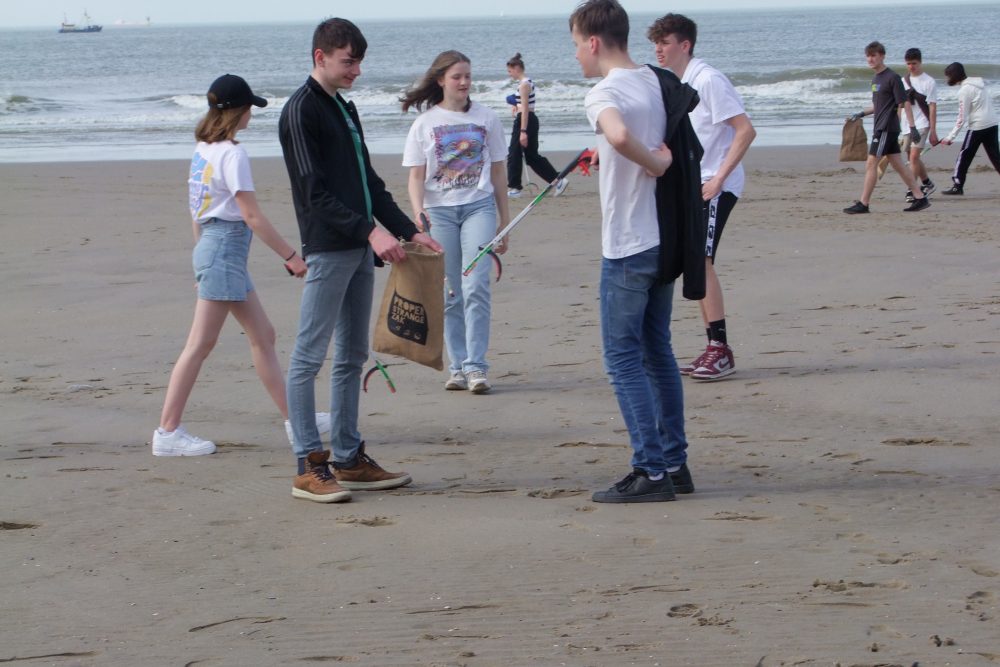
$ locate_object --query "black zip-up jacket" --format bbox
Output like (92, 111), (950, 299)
(279, 76), (418, 258)
(649, 65), (706, 300)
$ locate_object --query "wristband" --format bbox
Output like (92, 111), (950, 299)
(283, 250), (297, 262)
(520, 129), (528, 133)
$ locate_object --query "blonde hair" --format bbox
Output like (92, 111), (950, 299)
(194, 105), (248, 143)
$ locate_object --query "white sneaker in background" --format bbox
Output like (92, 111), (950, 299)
(554, 178), (569, 196)
(152, 426), (216, 457)
(466, 370), (492, 394)
(285, 412), (333, 447)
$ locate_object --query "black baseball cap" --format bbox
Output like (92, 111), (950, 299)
(207, 74), (268, 110)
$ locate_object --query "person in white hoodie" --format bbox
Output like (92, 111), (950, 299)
(939, 62), (1000, 195)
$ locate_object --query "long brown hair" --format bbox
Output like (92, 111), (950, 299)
(400, 50), (472, 113)
(194, 105), (248, 143)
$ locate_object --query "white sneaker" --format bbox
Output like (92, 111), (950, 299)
(445, 370), (467, 391)
(466, 370), (491, 394)
(152, 426), (216, 457)
(507, 188), (522, 199)
(285, 412), (333, 447)
(554, 178), (569, 196)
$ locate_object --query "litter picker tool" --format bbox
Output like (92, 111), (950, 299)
(463, 148), (593, 276)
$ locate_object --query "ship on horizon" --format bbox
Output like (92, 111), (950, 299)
(59, 10), (102, 33)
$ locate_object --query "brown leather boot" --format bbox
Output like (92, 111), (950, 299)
(292, 450), (351, 503)
(333, 442), (412, 490)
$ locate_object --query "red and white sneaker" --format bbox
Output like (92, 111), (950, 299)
(690, 341), (735, 380)
(679, 347), (711, 376)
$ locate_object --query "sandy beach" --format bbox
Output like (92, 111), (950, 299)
(2, 146), (999, 666)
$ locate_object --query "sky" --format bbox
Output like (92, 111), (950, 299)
(1, 0), (980, 29)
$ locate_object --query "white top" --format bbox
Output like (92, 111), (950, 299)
(512, 77), (536, 111)
(681, 58), (748, 197)
(188, 140), (254, 223)
(945, 77), (998, 142)
(402, 101), (506, 208)
(901, 71), (938, 131)
(585, 65), (666, 260)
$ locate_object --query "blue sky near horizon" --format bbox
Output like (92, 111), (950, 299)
(2, 0), (990, 29)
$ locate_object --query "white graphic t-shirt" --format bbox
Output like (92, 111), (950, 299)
(402, 101), (506, 208)
(188, 140), (254, 223)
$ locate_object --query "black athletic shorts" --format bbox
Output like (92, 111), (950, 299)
(703, 191), (738, 261)
(869, 130), (901, 157)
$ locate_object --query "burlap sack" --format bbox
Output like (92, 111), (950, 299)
(840, 118), (868, 162)
(372, 241), (444, 371)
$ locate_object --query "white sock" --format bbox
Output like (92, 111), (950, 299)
(648, 472), (665, 481)
(666, 466), (681, 473)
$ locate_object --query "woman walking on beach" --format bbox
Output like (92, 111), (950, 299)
(939, 62), (1000, 195)
(505, 52), (568, 199)
(402, 51), (511, 394)
(153, 74), (313, 456)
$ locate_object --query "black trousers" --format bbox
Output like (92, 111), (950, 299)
(951, 124), (1000, 187)
(507, 112), (558, 188)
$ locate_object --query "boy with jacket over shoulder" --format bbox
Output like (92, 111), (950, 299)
(279, 18), (442, 503)
(569, 0), (697, 503)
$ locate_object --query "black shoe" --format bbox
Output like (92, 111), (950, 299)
(670, 463), (695, 494)
(905, 190), (915, 203)
(843, 201), (870, 214)
(921, 179), (936, 196)
(904, 197), (931, 212)
(592, 468), (676, 503)
(942, 185), (964, 195)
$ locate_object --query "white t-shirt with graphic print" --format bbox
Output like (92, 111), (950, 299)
(402, 101), (506, 209)
(188, 140), (254, 223)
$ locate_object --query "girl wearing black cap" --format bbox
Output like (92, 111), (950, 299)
(153, 74), (317, 457)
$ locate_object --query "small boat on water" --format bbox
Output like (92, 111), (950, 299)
(59, 11), (102, 33)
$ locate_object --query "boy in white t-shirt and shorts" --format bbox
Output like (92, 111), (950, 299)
(900, 47), (939, 201)
(648, 13), (757, 381)
(571, 0), (692, 503)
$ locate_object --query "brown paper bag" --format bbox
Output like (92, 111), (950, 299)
(372, 241), (444, 371)
(840, 118), (868, 162)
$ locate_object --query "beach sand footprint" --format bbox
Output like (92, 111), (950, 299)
(337, 516), (395, 527)
(667, 603), (702, 618)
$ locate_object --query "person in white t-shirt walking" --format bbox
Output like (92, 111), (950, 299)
(402, 51), (511, 394)
(900, 47), (938, 202)
(648, 13), (756, 381)
(153, 74), (310, 457)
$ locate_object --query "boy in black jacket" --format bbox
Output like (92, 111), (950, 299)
(280, 18), (441, 504)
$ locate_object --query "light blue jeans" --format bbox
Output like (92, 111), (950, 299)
(287, 247), (373, 466)
(427, 195), (496, 375)
(600, 246), (687, 475)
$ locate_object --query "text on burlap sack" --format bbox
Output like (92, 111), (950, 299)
(387, 291), (428, 345)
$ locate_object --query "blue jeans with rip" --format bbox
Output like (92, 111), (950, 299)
(427, 195), (496, 374)
(600, 246), (687, 475)
(287, 247), (372, 466)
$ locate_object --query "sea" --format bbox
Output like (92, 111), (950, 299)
(1, 2), (998, 163)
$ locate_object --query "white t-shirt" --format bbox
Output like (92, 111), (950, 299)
(901, 71), (938, 131)
(584, 65), (666, 260)
(681, 58), (748, 197)
(188, 140), (254, 223)
(402, 101), (506, 209)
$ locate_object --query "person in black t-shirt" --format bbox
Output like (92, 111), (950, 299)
(843, 42), (930, 214)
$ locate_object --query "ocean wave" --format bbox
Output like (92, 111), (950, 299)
(2, 94), (62, 115)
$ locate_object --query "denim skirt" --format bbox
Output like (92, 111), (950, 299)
(192, 219), (255, 301)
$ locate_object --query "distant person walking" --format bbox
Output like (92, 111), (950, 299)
(843, 41), (930, 214)
(900, 47), (938, 202)
(402, 51), (511, 394)
(153, 74), (309, 457)
(648, 13), (756, 381)
(939, 62), (1000, 195)
(505, 52), (568, 199)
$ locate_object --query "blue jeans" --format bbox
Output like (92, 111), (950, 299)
(427, 195), (496, 374)
(287, 247), (373, 465)
(600, 246), (687, 475)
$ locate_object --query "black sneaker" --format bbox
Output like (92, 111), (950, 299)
(942, 185), (963, 195)
(905, 190), (915, 203)
(904, 197), (931, 212)
(921, 179), (936, 196)
(592, 468), (676, 503)
(843, 201), (870, 214)
(670, 464), (695, 494)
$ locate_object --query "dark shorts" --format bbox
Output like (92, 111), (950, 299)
(870, 130), (901, 157)
(703, 191), (738, 261)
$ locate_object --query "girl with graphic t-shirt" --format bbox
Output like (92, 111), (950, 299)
(401, 51), (511, 394)
(505, 53), (568, 198)
(153, 74), (315, 457)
